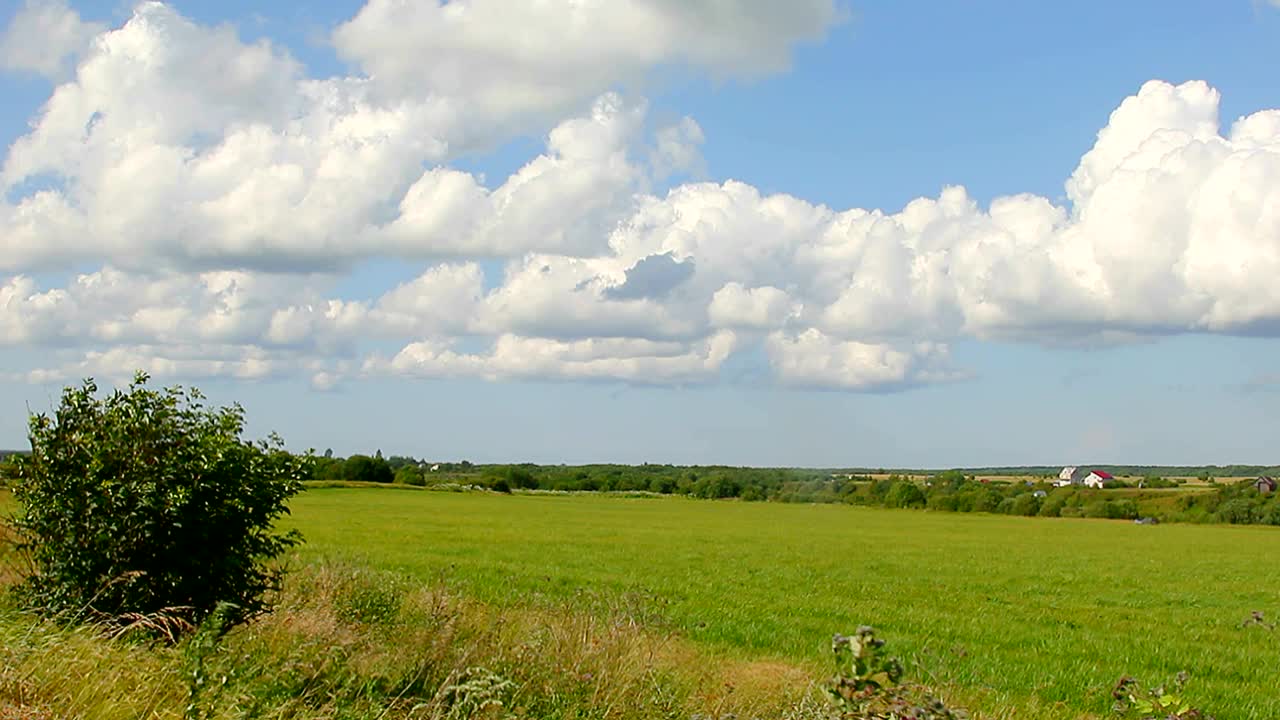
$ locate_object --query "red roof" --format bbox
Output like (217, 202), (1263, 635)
(1091, 470), (1114, 479)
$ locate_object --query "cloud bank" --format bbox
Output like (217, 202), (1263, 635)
(2, 2), (1278, 392)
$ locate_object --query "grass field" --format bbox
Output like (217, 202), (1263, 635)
(287, 488), (1280, 719)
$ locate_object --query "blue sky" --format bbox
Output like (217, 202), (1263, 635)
(1, 0), (1278, 467)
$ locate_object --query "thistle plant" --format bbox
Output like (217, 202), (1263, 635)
(1112, 672), (1215, 720)
(825, 626), (963, 720)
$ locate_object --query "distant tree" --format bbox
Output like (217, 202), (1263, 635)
(1010, 493), (1041, 516)
(885, 481), (926, 509)
(9, 374), (308, 634)
(394, 466), (425, 486)
(343, 454), (393, 484)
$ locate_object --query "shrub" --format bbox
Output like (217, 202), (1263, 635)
(9, 374), (309, 633)
(1215, 499), (1258, 525)
(885, 481), (926, 509)
(1113, 672), (1214, 719)
(826, 626), (964, 719)
(1010, 493), (1041, 517)
(394, 466), (426, 486)
(343, 454), (393, 484)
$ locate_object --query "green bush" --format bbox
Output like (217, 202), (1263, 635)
(1010, 493), (1041, 517)
(343, 454), (394, 484)
(885, 481), (926, 509)
(394, 466), (426, 486)
(9, 374), (309, 633)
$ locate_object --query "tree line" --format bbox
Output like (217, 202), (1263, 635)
(303, 454), (1280, 526)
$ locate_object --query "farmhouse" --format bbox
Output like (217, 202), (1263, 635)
(1256, 477), (1277, 494)
(1054, 466), (1088, 487)
(1084, 470), (1114, 489)
(1055, 466), (1116, 488)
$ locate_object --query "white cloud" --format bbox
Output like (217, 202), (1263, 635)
(708, 283), (797, 330)
(373, 331), (737, 385)
(0, 0), (104, 80)
(380, 93), (654, 257)
(766, 331), (959, 390)
(23, 344), (284, 386)
(333, 0), (839, 130)
(3, 4), (1280, 392)
(0, 268), (337, 349)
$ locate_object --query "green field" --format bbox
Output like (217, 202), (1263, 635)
(287, 488), (1280, 719)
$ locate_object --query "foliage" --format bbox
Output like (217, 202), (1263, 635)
(826, 627), (963, 719)
(393, 466), (426, 486)
(342, 454), (393, 484)
(441, 667), (515, 719)
(289, 453), (1280, 527)
(1112, 673), (1214, 720)
(9, 374), (308, 632)
(0, 560), (819, 720)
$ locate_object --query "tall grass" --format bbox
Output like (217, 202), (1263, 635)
(0, 560), (823, 720)
(285, 489), (1280, 719)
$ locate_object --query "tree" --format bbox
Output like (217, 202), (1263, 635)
(394, 466), (426, 486)
(885, 481), (926, 509)
(342, 454), (393, 484)
(9, 374), (309, 634)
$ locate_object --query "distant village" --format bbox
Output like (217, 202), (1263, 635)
(1054, 465), (1276, 494)
(1053, 466), (1117, 489)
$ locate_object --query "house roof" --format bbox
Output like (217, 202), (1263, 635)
(1090, 470), (1114, 479)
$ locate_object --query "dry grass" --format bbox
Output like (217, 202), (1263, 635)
(0, 559), (825, 720)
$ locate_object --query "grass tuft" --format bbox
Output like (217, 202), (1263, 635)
(0, 559), (824, 719)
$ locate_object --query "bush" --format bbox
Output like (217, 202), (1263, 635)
(885, 481), (926, 509)
(343, 454), (393, 484)
(394, 466), (426, 486)
(9, 374), (309, 633)
(1011, 493), (1041, 517)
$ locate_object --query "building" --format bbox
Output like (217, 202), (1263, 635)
(1055, 466), (1088, 487)
(1256, 477), (1277, 494)
(1084, 470), (1115, 489)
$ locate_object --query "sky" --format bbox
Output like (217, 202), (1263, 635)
(1, 0), (1278, 468)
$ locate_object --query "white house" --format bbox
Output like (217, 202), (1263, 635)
(1055, 466), (1087, 487)
(1083, 470), (1115, 489)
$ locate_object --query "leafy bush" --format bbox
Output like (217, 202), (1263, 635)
(826, 626), (964, 719)
(343, 454), (394, 484)
(1113, 672), (1214, 719)
(393, 466), (426, 486)
(1010, 493), (1041, 516)
(885, 481), (926, 509)
(9, 374), (309, 633)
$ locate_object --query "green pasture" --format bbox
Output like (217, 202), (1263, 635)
(288, 489), (1280, 719)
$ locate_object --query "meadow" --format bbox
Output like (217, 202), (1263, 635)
(288, 488), (1280, 719)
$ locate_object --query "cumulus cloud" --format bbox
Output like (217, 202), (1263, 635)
(371, 331), (737, 385)
(3, 3), (1280, 393)
(766, 331), (960, 391)
(708, 283), (798, 330)
(333, 0), (839, 127)
(0, 0), (104, 79)
(603, 252), (696, 301)
(379, 94), (656, 257)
